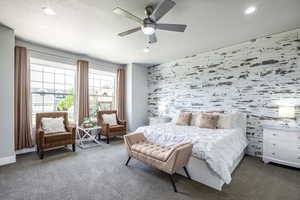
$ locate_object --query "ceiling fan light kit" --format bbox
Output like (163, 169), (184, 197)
(113, 0), (187, 44)
(142, 23), (155, 35)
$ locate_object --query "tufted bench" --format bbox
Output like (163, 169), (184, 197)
(124, 132), (193, 192)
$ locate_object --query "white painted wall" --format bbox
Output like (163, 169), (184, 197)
(126, 63), (148, 132)
(125, 64), (133, 131)
(0, 24), (15, 165)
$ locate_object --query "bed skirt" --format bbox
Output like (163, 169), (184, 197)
(177, 150), (245, 191)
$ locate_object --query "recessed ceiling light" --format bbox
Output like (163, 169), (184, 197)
(42, 7), (56, 16)
(245, 6), (256, 15)
(143, 47), (150, 53)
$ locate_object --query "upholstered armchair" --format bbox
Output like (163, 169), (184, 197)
(97, 110), (127, 144)
(36, 112), (76, 159)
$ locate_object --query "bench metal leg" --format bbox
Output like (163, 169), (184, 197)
(169, 174), (177, 192)
(183, 166), (191, 179)
(125, 157), (131, 166)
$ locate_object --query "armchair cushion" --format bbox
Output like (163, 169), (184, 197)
(44, 132), (73, 143)
(102, 113), (118, 125)
(110, 124), (125, 131)
(41, 117), (65, 134)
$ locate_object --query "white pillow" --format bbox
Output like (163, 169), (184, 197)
(217, 114), (233, 129)
(171, 110), (180, 123)
(42, 117), (65, 134)
(102, 113), (117, 126)
(216, 112), (247, 129)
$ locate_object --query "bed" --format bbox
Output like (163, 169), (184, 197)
(134, 112), (248, 191)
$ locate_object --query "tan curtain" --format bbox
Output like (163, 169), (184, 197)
(77, 60), (89, 125)
(14, 46), (33, 150)
(116, 68), (125, 120)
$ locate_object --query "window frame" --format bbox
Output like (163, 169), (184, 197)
(30, 57), (77, 124)
(88, 68), (117, 117)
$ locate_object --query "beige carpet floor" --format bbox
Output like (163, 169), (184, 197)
(0, 138), (299, 200)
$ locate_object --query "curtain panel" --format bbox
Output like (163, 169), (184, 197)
(77, 60), (89, 125)
(116, 68), (125, 120)
(14, 46), (33, 150)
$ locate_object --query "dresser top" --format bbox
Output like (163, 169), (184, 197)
(263, 124), (300, 132)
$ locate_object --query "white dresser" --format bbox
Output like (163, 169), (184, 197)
(263, 125), (300, 168)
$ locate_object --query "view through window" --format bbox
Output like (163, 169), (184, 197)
(30, 57), (76, 123)
(89, 69), (116, 119)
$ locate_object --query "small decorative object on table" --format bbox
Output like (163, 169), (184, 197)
(82, 118), (97, 128)
(278, 106), (295, 126)
(77, 118), (101, 149)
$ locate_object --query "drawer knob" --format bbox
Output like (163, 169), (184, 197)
(298, 157), (300, 160)
(272, 143), (276, 146)
(272, 134), (277, 136)
(272, 152), (276, 155)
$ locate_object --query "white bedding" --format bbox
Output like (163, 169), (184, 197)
(135, 123), (248, 184)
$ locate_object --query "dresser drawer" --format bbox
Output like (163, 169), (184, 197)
(264, 129), (300, 143)
(264, 142), (300, 163)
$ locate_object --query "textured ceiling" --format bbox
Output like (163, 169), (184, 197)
(0, 0), (300, 64)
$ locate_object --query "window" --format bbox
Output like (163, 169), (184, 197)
(89, 69), (116, 118)
(30, 57), (76, 123)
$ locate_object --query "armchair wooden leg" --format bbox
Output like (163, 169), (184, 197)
(169, 174), (177, 192)
(183, 166), (191, 179)
(72, 144), (76, 152)
(39, 150), (44, 160)
(125, 157), (131, 166)
(98, 134), (101, 141)
(107, 136), (109, 144)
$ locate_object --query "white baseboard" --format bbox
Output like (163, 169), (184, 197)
(0, 155), (16, 166)
(16, 147), (36, 155)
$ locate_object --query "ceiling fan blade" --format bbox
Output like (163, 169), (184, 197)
(113, 7), (143, 24)
(148, 33), (157, 44)
(150, 0), (176, 21)
(156, 24), (187, 32)
(118, 27), (141, 37)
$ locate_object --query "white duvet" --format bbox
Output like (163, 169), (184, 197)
(135, 123), (248, 184)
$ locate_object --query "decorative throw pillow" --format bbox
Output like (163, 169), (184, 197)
(175, 111), (192, 126)
(42, 117), (65, 134)
(102, 113), (118, 126)
(195, 113), (219, 129)
(190, 112), (200, 126)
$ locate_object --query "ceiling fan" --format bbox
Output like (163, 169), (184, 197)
(113, 0), (187, 44)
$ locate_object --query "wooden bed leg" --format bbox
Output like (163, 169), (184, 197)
(183, 166), (191, 179)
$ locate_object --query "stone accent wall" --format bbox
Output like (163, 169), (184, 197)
(148, 29), (300, 157)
